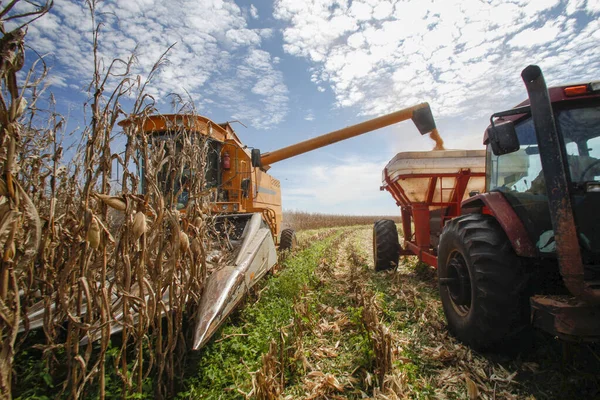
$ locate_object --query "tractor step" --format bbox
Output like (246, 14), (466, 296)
(530, 295), (600, 342)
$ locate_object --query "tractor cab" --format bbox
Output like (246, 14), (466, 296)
(486, 83), (600, 264)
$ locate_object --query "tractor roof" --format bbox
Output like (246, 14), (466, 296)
(483, 82), (600, 145)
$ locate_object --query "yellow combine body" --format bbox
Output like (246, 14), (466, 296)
(121, 114), (284, 238)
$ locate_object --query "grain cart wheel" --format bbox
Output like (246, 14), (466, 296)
(438, 214), (529, 350)
(373, 219), (401, 271)
(279, 228), (297, 251)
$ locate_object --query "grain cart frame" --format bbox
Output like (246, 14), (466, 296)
(377, 65), (600, 349)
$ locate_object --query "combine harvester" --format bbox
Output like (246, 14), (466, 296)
(21, 103), (439, 349)
(375, 65), (600, 349)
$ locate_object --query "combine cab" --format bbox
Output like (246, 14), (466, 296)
(377, 65), (600, 349)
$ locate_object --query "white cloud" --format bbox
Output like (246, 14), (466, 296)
(304, 110), (315, 121)
(24, 0), (288, 129)
(250, 4), (259, 19)
(274, 0), (600, 123)
(508, 21), (562, 48)
(281, 157), (389, 212)
(587, 0), (600, 13)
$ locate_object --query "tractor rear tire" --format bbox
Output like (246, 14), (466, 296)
(438, 214), (530, 351)
(279, 228), (297, 251)
(373, 220), (401, 271)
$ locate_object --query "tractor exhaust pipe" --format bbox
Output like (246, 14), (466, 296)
(522, 65), (600, 305)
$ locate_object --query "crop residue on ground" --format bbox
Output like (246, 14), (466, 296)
(179, 225), (600, 399)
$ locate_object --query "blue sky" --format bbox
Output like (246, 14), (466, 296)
(15, 0), (600, 215)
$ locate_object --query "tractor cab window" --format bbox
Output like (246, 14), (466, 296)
(487, 104), (600, 258)
(487, 117), (542, 194)
(556, 106), (600, 184)
(487, 105), (600, 193)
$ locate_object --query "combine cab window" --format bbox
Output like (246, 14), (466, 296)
(205, 140), (222, 188)
(141, 134), (222, 209)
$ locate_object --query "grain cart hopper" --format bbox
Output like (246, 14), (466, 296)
(375, 65), (600, 350)
(17, 104), (438, 349)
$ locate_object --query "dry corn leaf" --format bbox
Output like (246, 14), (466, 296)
(191, 237), (202, 257)
(465, 375), (479, 399)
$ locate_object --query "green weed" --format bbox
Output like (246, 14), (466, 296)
(178, 231), (343, 398)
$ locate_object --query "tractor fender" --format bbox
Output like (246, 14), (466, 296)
(461, 192), (537, 258)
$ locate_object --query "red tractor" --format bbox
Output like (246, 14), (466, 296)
(376, 65), (600, 349)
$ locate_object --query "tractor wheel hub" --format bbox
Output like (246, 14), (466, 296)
(446, 256), (471, 307)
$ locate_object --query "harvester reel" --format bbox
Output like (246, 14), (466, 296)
(373, 219), (401, 271)
(438, 214), (529, 350)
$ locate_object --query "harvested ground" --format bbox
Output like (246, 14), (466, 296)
(181, 226), (600, 399)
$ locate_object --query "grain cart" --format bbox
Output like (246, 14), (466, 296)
(21, 104), (438, 349)
(375, 65), (600, 349)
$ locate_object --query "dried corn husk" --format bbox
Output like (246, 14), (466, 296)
(93, 193), (127, 211)
(132, 211), (146, 241)
(13, 97), (27, 119)
(87, 215), (101, 250)
(179, 231), (189, 253)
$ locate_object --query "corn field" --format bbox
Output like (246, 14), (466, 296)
(283, 211), (400, 232)
(0, 2), (228, 398)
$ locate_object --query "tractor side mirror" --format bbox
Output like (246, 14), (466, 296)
(251, 149), (262, 168)
(487, 120), (520, 155)
(411, 104), (436, 135)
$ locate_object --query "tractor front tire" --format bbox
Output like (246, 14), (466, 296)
(373, 219), (401, 271)
(279, 228), (297, 251)
(438, 214), (530, 351)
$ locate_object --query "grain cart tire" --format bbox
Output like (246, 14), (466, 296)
(438, 214), (529, 350)
(279, 228), (297, 251)
(373, 219), (401, 271)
